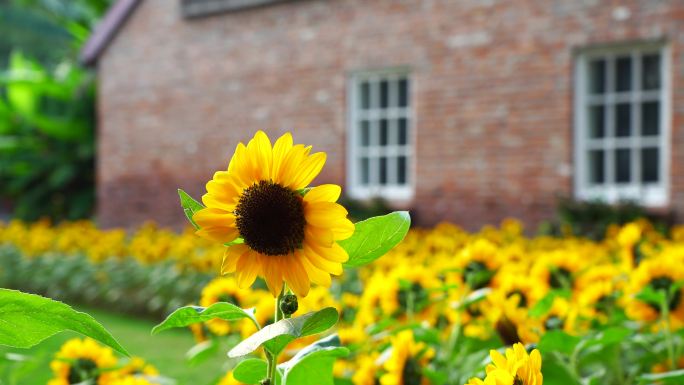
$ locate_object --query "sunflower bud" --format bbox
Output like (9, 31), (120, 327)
(260, 379), (271, 385)
(280, 294), (298, 316)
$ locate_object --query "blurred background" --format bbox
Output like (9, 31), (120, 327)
(0, 1), (683, 384)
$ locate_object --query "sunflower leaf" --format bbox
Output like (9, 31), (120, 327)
(178, 189), (204, 230)
(233, 358), (268, 384)
(151, 303), (258, 335)
(228, 307), (338, 358)
(0, 289), (128, 356)
(340, 211), (411, 267)
(279, 335), (349, 385)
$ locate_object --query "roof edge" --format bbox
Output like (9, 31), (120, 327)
(80, 0), (143, 67)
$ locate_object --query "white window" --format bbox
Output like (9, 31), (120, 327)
(347, 70), (413, 200)
(574, 44), (670, 206)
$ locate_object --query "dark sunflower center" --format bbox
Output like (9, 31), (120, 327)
(550, 268), (572, 289)
(218, 294), (239, 304)
(464, 261), (494, 289)
(398, 282), (429, 313)
(514, 376), (524, 385)
(68, 358), (98, 384)
(235, 181), (306, 256)
(507, 290), (528, 308)
(647, 276), (682, 312)
(402, 357), (423, 385)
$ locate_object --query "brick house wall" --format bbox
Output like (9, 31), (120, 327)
(93, 0), (684, 230)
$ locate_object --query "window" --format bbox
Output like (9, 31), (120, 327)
(574, 44), (669, 206)
(348, 70), (413, 200)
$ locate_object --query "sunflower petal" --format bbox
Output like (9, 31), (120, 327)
(300, 253), (332, 287)
(272, 133), (293, 183)
(283, 258), (310, 297)
(308, 241), (349, 263)
(193, 208), (236, 228)
(303, 184), (341, 203)
(289, 152), (326, 190)
(236, 252), (260, 288)
(262, 257), (284, 296)
(196, 226), (239, 244)
(222, 244), (250, 274)
(305, 225), (334, 247)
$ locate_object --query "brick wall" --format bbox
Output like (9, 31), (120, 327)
(96, 0), (684, 230)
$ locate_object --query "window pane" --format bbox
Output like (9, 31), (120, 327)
(589, 105), (605, 138)
(589, 59), (606, 94)
(615, 148), (631, 183)
(360, 120), (370, 146)
(642, 54), (661, 90)
(398, 78), (409, 107)
(398, 155), (407, 185)
(380, 119), (388, 146)
(360, 157), (369, 185)
(379, 157), (387, 185)
(641, 101), (659, 136)
(589, 150), (604, 184)
(641, 147), (659, 183)
(380, 80), (389, 108)
(398, 118), (408, 145)
(360, 82), (370, 109)
(615, 56), (632, 92)
(615, 103), (632, 137)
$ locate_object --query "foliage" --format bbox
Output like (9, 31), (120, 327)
(3, 217), (684, 383)
(549, 197), (673, 240)
(0, 52), (95, 220)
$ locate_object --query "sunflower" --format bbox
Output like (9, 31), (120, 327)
(113, 357), (159, 377)
(624, 257), (684, 327)
(478, 343), (543, 385)
(380, 330), (434, 385)
(48, 338), (118, 385)
(193, 131), (354, 297)
(200, 277), (250, 335)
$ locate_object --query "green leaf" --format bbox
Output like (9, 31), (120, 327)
(185, 340), (220, 366)
(340, 211), (411, 267)
(584, 327), (631, 348)
(636, 285), (666, 305)
(280, 335), (349, 385)
(152, 302), (258, 335)
(178, 189), (205, 230)
(229, 307), (339, 358)
(233, 358), (268, 384)
(0, 289), (128, 356)
(538, 330), (580, 356)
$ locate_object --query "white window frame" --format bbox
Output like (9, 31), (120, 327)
(347, 68), (414, 200)
(574, 42), (671, 207)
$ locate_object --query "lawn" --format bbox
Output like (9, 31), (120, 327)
(0, 306), (228, 385)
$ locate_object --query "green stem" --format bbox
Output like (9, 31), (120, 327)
(659, 294), (676, 371)
(266, 287), (286, 384)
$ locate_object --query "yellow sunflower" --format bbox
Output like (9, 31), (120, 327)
(473, 343), (542, 385)
(48, 338), (118, 385)
(380, 330), (434, 385)
(193, 131), (354, 297)
(624, 257), (684, 327)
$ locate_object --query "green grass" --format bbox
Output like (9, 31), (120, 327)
(0, 306), (229, 385)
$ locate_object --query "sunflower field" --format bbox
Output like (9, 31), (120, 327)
(1, 215), (683, 385)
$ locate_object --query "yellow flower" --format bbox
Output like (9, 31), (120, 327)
(624, 257), (684, 327)
(48, 338), (118, 385)
(193, 131), (354, 297)
(380, 330), (433, 385)
(483, 343), (543, 385)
